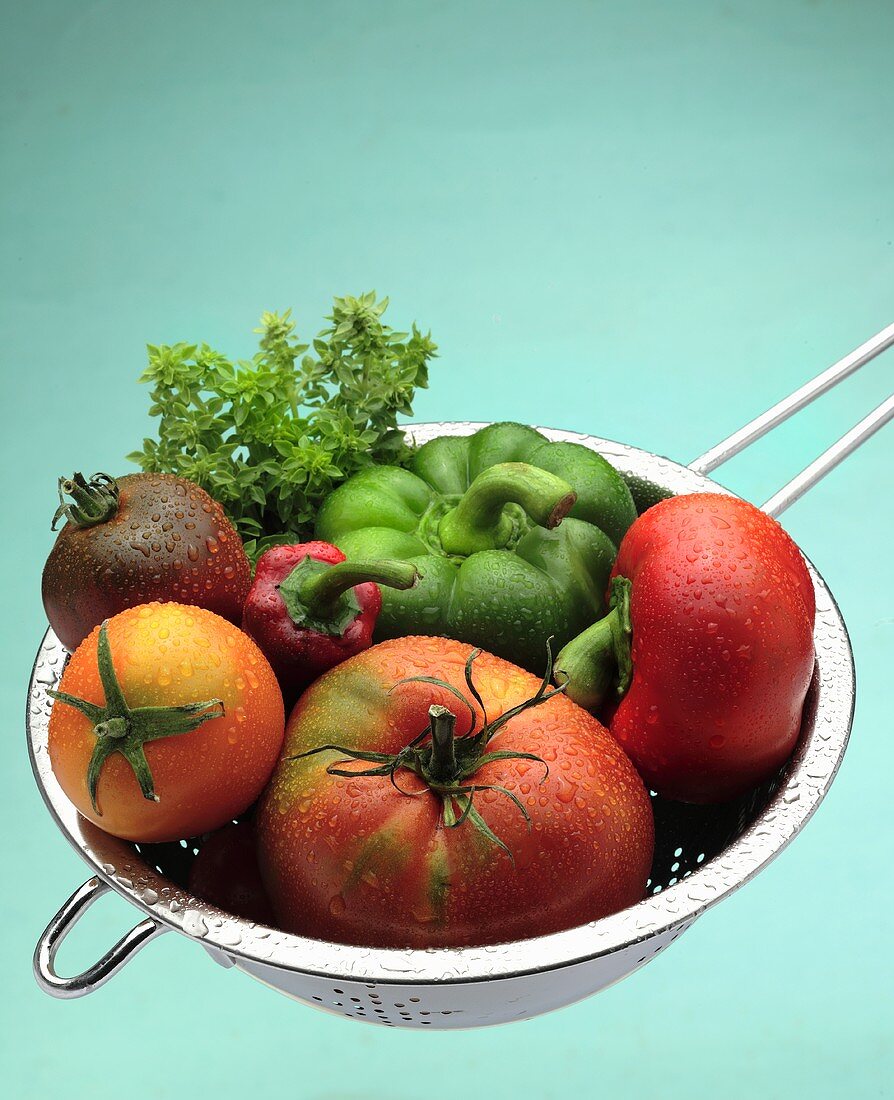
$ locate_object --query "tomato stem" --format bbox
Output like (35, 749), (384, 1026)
(52, 472), (120, 530)
(427, 704), (457, 783)
(290, 645), (562, 856)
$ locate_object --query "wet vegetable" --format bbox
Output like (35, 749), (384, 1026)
(42, 472), (251, 651)
(48, 602), (284, 842)
(242, 541), (419, 700)
(257, 636), (654, 948)
(315, 422), (637, 671)
(556, 493), (816, 803)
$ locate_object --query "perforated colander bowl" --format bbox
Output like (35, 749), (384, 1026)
(28, 422), (857, 1029)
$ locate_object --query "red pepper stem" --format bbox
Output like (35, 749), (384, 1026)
(298, 558), (419, 616)
(554, 577), (633, 711)
(427, 704), (458, 783)
(438, 462), (577, 555)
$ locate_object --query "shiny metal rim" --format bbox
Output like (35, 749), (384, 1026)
(26, 423), (855, 985)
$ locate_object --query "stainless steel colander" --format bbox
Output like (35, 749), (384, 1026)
(28, 323), (894, 1028)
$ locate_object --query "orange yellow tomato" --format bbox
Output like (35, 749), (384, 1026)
(48, 602), (285, 842)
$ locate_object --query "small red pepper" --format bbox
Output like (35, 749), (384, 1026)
(242, 542), (419, 701)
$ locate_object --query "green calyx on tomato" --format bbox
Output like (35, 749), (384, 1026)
(555, 577), (634, 710)
(48, 621), (225, 812)
(51, 472), (120, 530)
(291, 646), (564, 859)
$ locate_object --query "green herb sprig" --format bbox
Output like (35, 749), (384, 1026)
(128, 293), (437, 558)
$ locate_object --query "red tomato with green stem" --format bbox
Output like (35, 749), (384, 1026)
(257, 636), (654, 949)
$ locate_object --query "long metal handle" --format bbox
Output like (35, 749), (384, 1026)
(34, 877), (168, 999)
(762, 393), (894, 517)
(690, 322), (894, 476)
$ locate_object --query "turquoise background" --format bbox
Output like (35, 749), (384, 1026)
(2, 1), (892, 1096)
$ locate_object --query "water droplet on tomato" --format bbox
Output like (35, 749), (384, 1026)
(555, 779), (577, 804)
(329, 894), (347, 916)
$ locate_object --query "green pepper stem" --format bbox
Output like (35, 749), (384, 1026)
(52, 472), (120, 530)
(427, 704), (458, 783)
(554, 576), (633, 711)
(298, 558), (419, 615)
(438, 462), (577, 555)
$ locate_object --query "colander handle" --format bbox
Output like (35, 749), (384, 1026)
(689, 321), (894, 516)
(33, 877), (169, 999)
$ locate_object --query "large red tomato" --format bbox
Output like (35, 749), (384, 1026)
(257, 636), (654, 949)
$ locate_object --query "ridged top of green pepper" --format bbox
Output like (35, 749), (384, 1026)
(315, 422), (636, 672)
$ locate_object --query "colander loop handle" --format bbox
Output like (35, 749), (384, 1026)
(33, 876), (168, 999)
(689, 321), (894, 516)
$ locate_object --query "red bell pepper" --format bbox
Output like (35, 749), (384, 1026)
(242, 542), (418, 700)
(556, 494), (816, 803)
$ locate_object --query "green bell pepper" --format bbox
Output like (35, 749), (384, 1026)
(315, 422), (637, 672)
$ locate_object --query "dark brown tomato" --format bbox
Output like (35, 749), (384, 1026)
(257, 636), (654, 949)
(42, 473), (251, 650)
